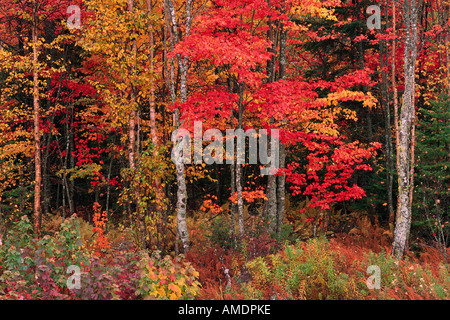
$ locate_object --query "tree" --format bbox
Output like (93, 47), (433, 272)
(164, 0), (193, 252)
(413, 96), (449, 261)
(392, 0), (420, 259)
(0, 0), (73, 233)
(174, 0), (380, 241)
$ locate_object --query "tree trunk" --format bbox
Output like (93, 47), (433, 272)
(128, 0), (146, 248)
(32, 8), (41, 234)
(381, 0), (394, 217)
(165, 0), (192, 252)
(277, 143), (286, 235)
(266, 119), (277, 233)
(393, 0), (419, 259)
(236, 83), (245, 237)
(276, 21), (287, 236)
(146, 0), (164, 217)
(230, 111), (237, 239)
(391, 0), (400, 232)
(128, 0), (137, 171)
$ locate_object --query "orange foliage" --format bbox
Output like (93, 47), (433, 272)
(91, 202), (110, 256)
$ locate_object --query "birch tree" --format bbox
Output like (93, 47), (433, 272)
(164, 0), (192, 252)
(392, 0), (420, 259)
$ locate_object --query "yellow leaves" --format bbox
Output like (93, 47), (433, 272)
(78, 0), (159, 127)
(136, 252), (201, 300)
(156, 286), (166, 297)
(290, 0), (338, 21)
(148, 270), (158, 281)
(309, 89), (376, 137)
(169, 292), (179, 300)
(204, 69), (219, 85)
(57, 163), (103, 181)
(168, 283), (182, 298)
(362, 92), (377, 109)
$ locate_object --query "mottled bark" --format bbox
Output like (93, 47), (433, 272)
(266, 120), (277, 233)
(32, 7), (41, 234)
(391, 0), (400, 231)
(393, 0), (419, 259)
(276, 21), (287, 236)
(277, 143), (286, 235)
(165, 0), (192, 252)
(236, 83), (245, 237)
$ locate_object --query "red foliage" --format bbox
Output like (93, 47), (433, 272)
(186, 247), (238, 288)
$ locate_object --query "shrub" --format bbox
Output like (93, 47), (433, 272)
(243, 237), (361, 299)
(0, 214), (123, 300)
(135, 251), (201, 300)
(0, 215), (89, 299)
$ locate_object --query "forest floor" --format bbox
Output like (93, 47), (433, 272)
(0, 210), (449, 300)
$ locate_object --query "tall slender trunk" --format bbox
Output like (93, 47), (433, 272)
(277, 143), (285, 234)
(42, 78), (52, 219)
(32, 8), (41, 234)
(146, 0), (163, 214)
(147, 13), (157, 147)
(128, 0), (145, 247)
(230, 111), (236, 239)
(391, 0), (400, 231)
(105, 153), (113, 233)
(165, 0), (192, 252)
(69, 107), (75, 214)
(391, 0), (399, 200)
(236, 83), (245, 237)
(265, 18), (279, 232)
(266, 119), (277, 233)
(62, 103), (74, 218)
(393, 0), (419, 259)
(276, 21), (287, 236)
(381, 0), (394, 217)
(42, 128), (51, 219)
(128, 0), (137, 171)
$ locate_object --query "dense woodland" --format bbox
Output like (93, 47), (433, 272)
(0, 0), (448, 300)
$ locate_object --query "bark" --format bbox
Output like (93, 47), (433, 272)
(393, 0), (419, 259)
(42, 78), (52, 219)
(266, 118), (277, 233)
(276, 20), (287, 236)
(105, 153), (113, 233)
(128, 0), (137, 171)
(230, 111), (237, 238)
(63, 104), (74, 216)
(279, 25), (287, 80)
(42, 128), (50, 219)
(69, 106), (75, 214)
(32, 6), (41, 234)
(277, 143), (286, 235)
(392, 0), (400, 229)
(381, 0), (394, 217)
(128, 0), (145, 248)
(236, 83), (245, 237)
(165, 0), (192, 252)
(146, 0), (163, 214)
